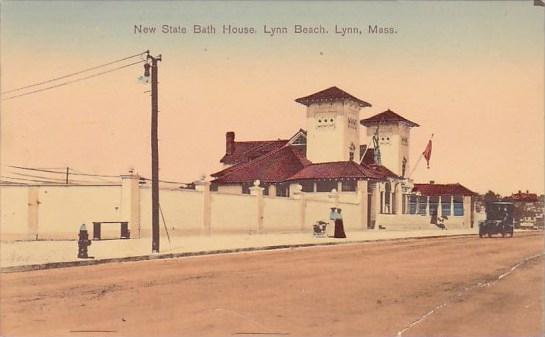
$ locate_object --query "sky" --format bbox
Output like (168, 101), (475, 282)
(1, 1), (544, 195)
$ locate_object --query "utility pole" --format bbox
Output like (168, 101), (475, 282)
(65, 167), (69, 184)
(144, 51), (162, 253)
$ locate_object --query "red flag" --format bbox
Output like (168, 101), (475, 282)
(423, 140), (432, 168)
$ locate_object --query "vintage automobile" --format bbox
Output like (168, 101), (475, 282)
(479, 201), (514, 238)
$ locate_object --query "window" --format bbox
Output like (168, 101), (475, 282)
(441, 195), (451, 216)
(341, 180), (356, 192)
(317, 180), (337, 192)
(300, 181), (314, 192)
(276, 183), (289, 197)
(408, 195), (417, 214)
(453, 195), (464, 216)
(417, 196), (427, 215)
(242, 183), (252, 194)
(291, 135), (306, 146)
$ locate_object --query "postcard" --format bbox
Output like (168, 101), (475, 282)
(1, 1), (544, 336)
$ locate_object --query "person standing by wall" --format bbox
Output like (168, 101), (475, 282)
(334, 208), (347, 238)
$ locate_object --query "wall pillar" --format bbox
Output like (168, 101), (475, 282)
(290, 184), (306, 231)
(250, 180), (264, 234)
(196, 180), (212, 235)
(121, 174), (141, 239)
(394, 183), (402, 215)
(357, 180), (369, 230)
(437, 195), (443, 217)
(329, 188), (339, 208)
(269, 184), (277, 198)
(27, 186), (39, 240)
(425, 196), (430, 216)
(372, 183), (381, 230)
(463, 195), (472, 228)
(299, 192), (306, 231)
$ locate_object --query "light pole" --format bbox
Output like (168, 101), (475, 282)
(143, 51), (162, 253)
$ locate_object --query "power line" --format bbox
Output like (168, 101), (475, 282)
(139, 177), (190, 185)
(8, 165), (191, 185)
(1, 175), (66, 184)
(9, 165), (67, 175)
(1, 51), (148, 95)
(8, 171), (117, 185)
(2, 59), (146, 101)
(9, 165), (120, 178)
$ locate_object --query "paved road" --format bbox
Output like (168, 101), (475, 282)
(1, 232), (543, 336)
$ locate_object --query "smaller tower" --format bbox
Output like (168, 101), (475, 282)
(360, 109), (419, 177)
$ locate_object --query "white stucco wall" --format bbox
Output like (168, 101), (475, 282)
(262, 196), (301, 232)
(211, 193), (257, 234)
(1, 186), (30, 238)
(140, 187), (204, 236)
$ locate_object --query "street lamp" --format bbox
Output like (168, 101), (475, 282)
(142, 50), (162, 253)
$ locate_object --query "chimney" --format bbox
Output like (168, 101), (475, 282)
(226, 131), (235, 155)
(429, 180), (435, 184)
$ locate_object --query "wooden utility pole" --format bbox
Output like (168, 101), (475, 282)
(146, 51), (162, 253)
(65, 167), (69, 184)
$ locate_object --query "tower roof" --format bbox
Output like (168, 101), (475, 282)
(295, 86), (371, 107)
(360, 109), (419, 127)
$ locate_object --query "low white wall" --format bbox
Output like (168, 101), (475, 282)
(1, 186), (29, 238)
(140, 187), (204, 236)
(1, 185), (122, 240)
(262, 196), (300, 232)
(211, 193), (257, 234)
(1, 182), (476, 241)
(38, 185), (122, 238)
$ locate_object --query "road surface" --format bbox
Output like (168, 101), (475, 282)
(1, 232), (543, 336)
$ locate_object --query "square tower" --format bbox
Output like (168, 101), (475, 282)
(295, 87), (371, 163)
(360, 109), (419, 177)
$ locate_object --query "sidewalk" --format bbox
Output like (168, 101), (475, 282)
(1, 228), (479, 272)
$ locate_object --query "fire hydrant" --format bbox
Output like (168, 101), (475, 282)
(78, 224), (92, 258)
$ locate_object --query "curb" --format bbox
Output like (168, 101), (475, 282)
(1, 233), (482, 273)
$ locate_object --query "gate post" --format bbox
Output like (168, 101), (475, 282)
(250, 180), (264, 233)
(121, 173), (141, 238)
(357, 180), (368, 230)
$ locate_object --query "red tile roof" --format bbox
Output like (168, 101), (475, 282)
(366, 164), (399, 179)
(285, 161), (387, 181)
(504, 192), (539, 202)
(212, 145), (310, 184)
(295, 86), (371, 107)
(412, 183), (476, 196)
(220, 140), (288, 165)
(360, 109), (419, 127)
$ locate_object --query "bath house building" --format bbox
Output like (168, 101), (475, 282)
(211, 87), (476, 229)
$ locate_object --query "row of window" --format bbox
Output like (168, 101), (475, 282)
(407, 195), (464, 216)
